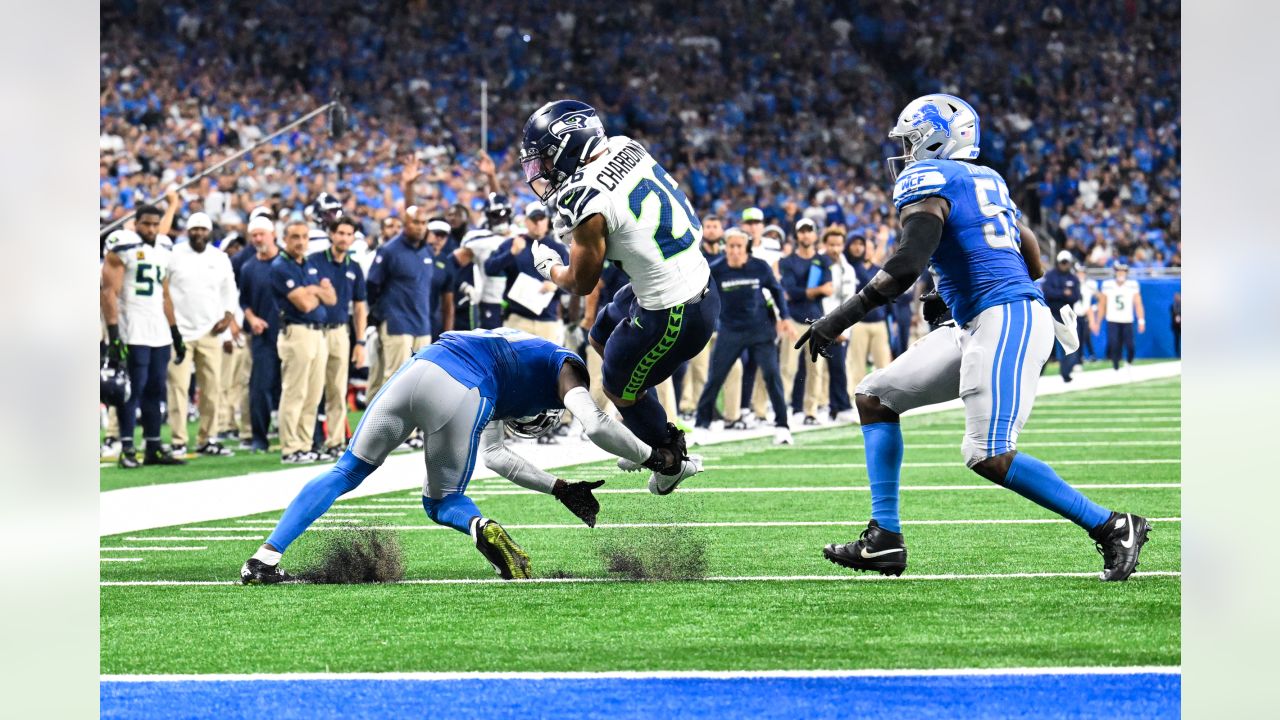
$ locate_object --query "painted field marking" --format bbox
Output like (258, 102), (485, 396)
(101, 665), (1182, 682)
(708, 459), (1178, 470)
(101, 558), (143, 563)
(101, 547), (207, 552)
(101, 570), (1182, 588)
(787, 441), (1180, 450)
(125, 536), (261, 542)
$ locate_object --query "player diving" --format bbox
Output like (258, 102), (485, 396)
(241, 327), (700, 584)
(519, 100), (719, 492)
(794, 94), (1151, 581)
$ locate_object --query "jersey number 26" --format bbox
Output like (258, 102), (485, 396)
(628, 165), (702, 260)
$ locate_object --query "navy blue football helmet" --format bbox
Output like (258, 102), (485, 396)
(520, 100), (607, 201)
(484, 192), (513, 230)
(100, 362), (131, 407)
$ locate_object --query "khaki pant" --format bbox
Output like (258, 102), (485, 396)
(505, 314), (564, 344)
(655, 378), (678, 423)
(369, 322), (431, 398)
(780, 319), (825, 417)
(104, 406), (120, 439)
(679, 332), (713, 414)
(166, 331), (225, 447)
(277, 325), (328, 455)
(848, 321), (892, 395)
(722, 359), (744, 422)
(321, 326), (351, 450)
(219, 339), (250, 438)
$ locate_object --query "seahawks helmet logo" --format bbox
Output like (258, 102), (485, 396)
(910, 104), (952, 137)
(548, 111), (603, 138)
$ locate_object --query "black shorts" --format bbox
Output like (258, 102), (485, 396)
(590, 282), (719, 401)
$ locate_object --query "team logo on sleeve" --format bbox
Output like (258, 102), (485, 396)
(910, 104), (952, 137)
(549, 111), (603, 138)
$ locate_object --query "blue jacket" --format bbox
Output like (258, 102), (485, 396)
(484, 234), (569, 321)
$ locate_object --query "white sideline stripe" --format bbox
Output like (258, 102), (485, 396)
(319, 512), (407, 517)
(101, 547), (207, 552)
(101, 666), (1182, 682)
(101, 570), (1181, 588)
(125, 536), (260, 542)
(101, 558), (143, 563)
(709, 459), (1178, 470)
(777, 441), (1180, 450)
(384, 482), (1186, 500)
(1017, 409), (1179, 416)
(165, 518), (1184, 534)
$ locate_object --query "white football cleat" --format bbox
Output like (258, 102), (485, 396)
(648, 454), (703, 495)
(617, 457), (644, 472)
(773, 427), (794, 445)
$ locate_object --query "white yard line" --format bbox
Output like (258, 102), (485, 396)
(101, 665), (1181, 682)
(786, 441), (1179, 450)
(707, 459), (1178, 470)
(101, 362), (1181, 536)
(125, 536), (261, 541)
(101, 558), (143, 563)
(101, 547), (207, 552)
(101, 570), (1181, 588)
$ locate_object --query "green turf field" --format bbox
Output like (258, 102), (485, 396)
(100, 377), (1180, 675)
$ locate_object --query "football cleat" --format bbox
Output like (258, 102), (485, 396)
(143, 448), (187, 466)
(197, 442), (235, 457)
(118, 449), (140, 469)
(100, 436), (121, 459)
(823, 520), (908, 576)
(1089, 512), (1151, 582)
(240, 558), (293, 585)
(170, 444), (188, 458)
(773, 427), (793, 445)
(725, 418), (752, 430)
(648, 454), (703, 496)
(473, 519), (531, 580)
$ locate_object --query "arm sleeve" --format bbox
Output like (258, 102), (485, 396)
(562, 386), (651, 464)
(479, 422), (557, 493)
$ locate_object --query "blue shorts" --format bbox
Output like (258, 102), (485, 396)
(590, 282), (719, 401)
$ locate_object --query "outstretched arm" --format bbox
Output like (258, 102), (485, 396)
(480, 422), (557, 493)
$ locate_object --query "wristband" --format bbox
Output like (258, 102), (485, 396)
(355, 340), (366, 346)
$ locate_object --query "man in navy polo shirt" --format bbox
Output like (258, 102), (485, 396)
(272, 220), (337, 463)
(425, 218), (457, 341)
(485, 201), (569, 342)
(366, 206), (434, 398)
(778, 217), (832, 424)
(310, 216), (368, 457)
(239, 215), (287, 452)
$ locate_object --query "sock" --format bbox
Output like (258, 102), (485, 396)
(251, 547), (282, 566)
(423, 493), (482, 534)
(1004, 453), (1111, 530)
(617, 391), (670, 448)
(144, 437), (162, 454)
(265, 452), (375, 553)
(862, 423), (904, 533)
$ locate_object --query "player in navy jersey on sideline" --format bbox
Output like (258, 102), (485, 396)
(796, 94), (1150, 581)
(241, 328), (700, 583)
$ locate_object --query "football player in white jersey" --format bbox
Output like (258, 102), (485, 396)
(452, 193), (516, 330)
(100, 205), (188, 468)
(1093, 262), (1145, 369)
(519, 100), (719, 492)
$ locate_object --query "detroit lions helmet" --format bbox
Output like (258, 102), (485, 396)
(504, 408), (564, 439)
(520, 100), (607, 201)
(886, 94), (981, 179)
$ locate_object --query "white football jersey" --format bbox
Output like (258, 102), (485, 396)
(1100, 278), (1140, 324)
(461, 228), (511, 304)
(553, 136), (710, 310)
(112, 235), (174, 347)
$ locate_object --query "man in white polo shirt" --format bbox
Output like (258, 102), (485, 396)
(166, 212), (241, 456)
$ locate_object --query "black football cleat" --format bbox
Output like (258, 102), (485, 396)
(823, 520), (908, 576)
(473, 519), (531, 580)
(1089, 512), (1151, 581)
(143, 448), (188, 466)
(118, 449), (140, 469)
(240, 558), (293, 585)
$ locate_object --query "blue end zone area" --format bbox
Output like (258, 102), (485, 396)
(102, 673), (1180, 719)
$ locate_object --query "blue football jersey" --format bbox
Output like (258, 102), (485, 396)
(414, 328), (583, 419)
(892, 159), (1043, 326)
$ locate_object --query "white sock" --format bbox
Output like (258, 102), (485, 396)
(252, 547), (282, 566)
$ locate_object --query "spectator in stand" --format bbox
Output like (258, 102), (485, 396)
(272, 221), (337, 464)
(366, 205), (434, 400)
(820, 227), (859, 422)
(485, 201), (568, 342)
(777, 218), (832, 424)
(1042, 250), (1085, 381)
(844, 233), (892, 394)
(165, 211), (240, 457)
(238, 215), (283, 453)
(1093, 262), (1146, 370)
(309, 217), (368, 457)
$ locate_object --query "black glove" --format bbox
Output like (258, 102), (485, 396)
(106, 324), (129, 368)
(552, 479), (605, 527)
(795, 299), (867, 363)
(170, 325), (187, 365)
(921, 290), (951, 327)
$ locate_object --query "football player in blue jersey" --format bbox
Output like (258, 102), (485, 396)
(241, 328), (699, 583)
(796, 95), (1150, 581)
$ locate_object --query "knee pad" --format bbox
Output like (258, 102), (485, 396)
(333, 450), (376, 493)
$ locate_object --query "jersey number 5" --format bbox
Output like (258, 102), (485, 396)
(134, 262), (162, 296)
(974, 177), (1018, 252)
(629, 165), (702, 260)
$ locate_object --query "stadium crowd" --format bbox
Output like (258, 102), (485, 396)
(99, 0), (1180, 464)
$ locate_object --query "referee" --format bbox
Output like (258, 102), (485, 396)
(309, 216), (368, 457)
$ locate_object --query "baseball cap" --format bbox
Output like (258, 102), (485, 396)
(795, 218), (816, 232)
(186, 212), (212, 231)
(427, 220), (451, 235)
(1114, 261), (1130, 271)
(525, 201), (547, 219)
(1056, 250), (1073, 263)
(741, 207), (764, 223)
(249, 205), (273, 221)
(247, 216), (274, 234)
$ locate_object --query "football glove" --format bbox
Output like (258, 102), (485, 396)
(795, 306), (863, 362)
(921, 290), (952, 327)
(532, 240), (564, 280)
(106, 324), (128, 368)
(552, 479), (605, 527)
(458, 282), (482, 306)
(170, 325), (187, 365)
(1052, 305), (1081, 354)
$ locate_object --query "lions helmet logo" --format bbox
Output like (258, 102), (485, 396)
(548, 111), (603, 138)
(910, 104), (952, 137)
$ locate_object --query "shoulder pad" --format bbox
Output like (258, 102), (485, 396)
(553, 181), (607, 231)
(893, 160), (950, 210)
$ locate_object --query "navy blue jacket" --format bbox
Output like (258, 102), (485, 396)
(239, 252), (282, 339)
(1041, 267), (1082, 313)
(709, 256), (789, 343)
(778, 252), (832, 323)
(484, 234), (570, 321)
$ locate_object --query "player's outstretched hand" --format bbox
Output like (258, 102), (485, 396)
(553, 479), (605, 527)
(532, 240), (564, 280)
